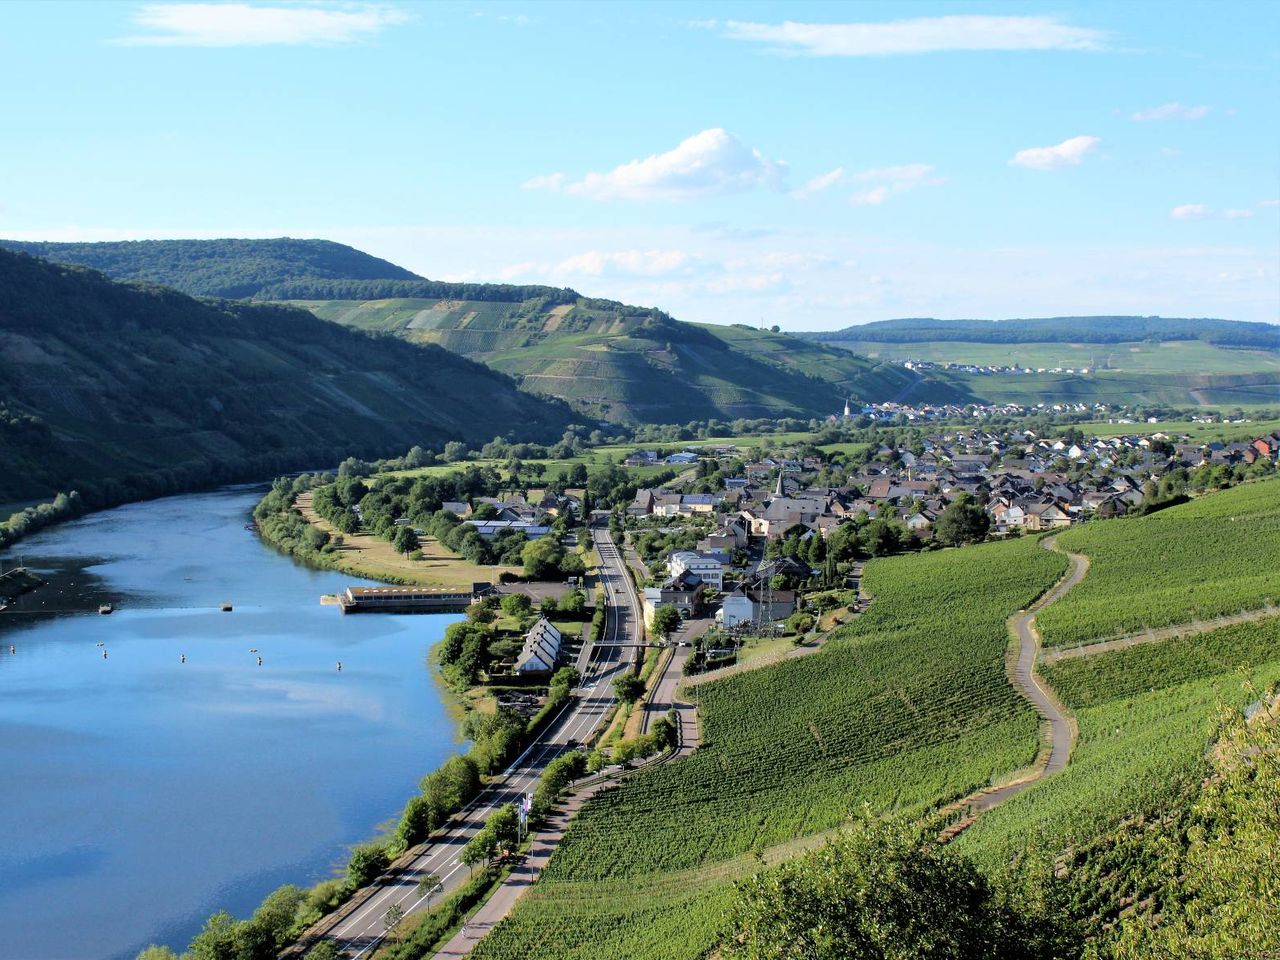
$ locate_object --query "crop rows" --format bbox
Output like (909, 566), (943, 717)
(1037, 478), (1280, 648)
(957, 617), (1280, 868)
(470, 538), (1066, 960)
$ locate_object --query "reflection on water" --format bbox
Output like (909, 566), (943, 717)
(0, 487), (461, 960)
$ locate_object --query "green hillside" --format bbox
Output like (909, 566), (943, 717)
(0, 249), (571, 505)
(804, 315), (1280, 348)
(471, 481), (1280, 960)
(288, 294), (969, 422)
(0, 238), (421, 299)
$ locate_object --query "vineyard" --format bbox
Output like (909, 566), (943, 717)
(468, 537), (1067, 960)
(957, 617), (1280, 868)
(1037, 478), (1280, 648)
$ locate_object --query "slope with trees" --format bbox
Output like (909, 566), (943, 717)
(0, 248), (572, 506)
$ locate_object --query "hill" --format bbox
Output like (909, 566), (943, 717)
(0, 238), (421, 299)
(803, 315), (1280, 348)
(0, 250), (571, 506)
(276, 282), (969, 422)
(470, 480), (1280, 960)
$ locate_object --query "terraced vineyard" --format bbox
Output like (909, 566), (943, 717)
(469, 537), (1067, 959)
(957, 617), (1280, 868)
(1037, 478), (1280, 648)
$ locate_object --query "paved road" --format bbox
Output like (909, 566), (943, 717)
(292, 531), (640, 958)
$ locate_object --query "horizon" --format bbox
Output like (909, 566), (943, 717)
(1, 1), (1277, 328)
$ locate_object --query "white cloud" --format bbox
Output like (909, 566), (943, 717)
(851, 185), (891, 206)
(521, 172), (565, 192)
(707, 15), (1107, 57)
(849, 163), (942, 205)
(1261, 199), (1280, 208)
(1170, 204), (1210, 220)
(552, 249), (698, 279)
(1010, 135), (1100, 171)
(526, 128), (786, 202)
(1131, 102), (1211, 122)
(1222, 209), (1254, 219)
(117, 2), (409, 47)
(791, 167), (844, 199)
(1160, 146), (1182, 157)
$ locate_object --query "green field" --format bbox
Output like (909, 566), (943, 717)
(825, 338), (1280, 376)
(1070, 417), (1280, 442)
(957, 617), (1280, 869)
(470, 537), (1067, 959)
(1037, 479), (1280, 648)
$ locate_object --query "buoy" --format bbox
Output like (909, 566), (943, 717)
(8, 645), (14, 654)
(257, 656), (263, 666)
(180, 654), (186, 663)
(102, 650), (108, 659)
(249, 648), (258, 653)
(337, 661), (343, 672)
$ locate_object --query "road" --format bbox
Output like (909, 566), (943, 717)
(295, 529), (640, 959)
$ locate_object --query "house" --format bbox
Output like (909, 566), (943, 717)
(441, 501), (472, 518)
(1024, 501), (1071, 531)
(668, 551), (726, 590)
(464, 520), (553, 541)
(625, 449), (659, 466)
(665, 451), (700, 465)
(642, 571), (706, 625)
(718, 587), (798, 628)
(514, 618), (562, 674)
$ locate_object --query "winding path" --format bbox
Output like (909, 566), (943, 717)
(941, 537), (1088, 836)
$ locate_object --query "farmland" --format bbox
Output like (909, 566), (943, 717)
(957, 617), (1280, 869)
(468, 537), (1067, 959)
(822, 338), (1280, 376)
(1036, 479), (1280, 648)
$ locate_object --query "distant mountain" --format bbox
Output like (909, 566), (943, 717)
(278, 281), (969, 423)
(801, 316), (1279, 349)
(0, 238), (421, 299)
(0, 249), (571, 504)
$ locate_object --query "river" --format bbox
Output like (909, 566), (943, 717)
(0, 487), (462, 960)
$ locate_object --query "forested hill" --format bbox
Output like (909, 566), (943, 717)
(0, 238), (421, 299)
(0, 249), (572, 504)
(802, 315), (1279, 348)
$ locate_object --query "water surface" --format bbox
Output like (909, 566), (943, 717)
(0, 488), (460, 960)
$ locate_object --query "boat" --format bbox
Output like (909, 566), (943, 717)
(221, 602), (233, 612)
(98, 603), (113, 615)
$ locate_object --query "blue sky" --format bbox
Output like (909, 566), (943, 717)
(1, 1), (1277, 327)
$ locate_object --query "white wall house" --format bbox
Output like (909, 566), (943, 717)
(668, 550), (726, 590)
(514, 617), (562, 673)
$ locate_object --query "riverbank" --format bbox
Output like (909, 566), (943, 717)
(295, 491), (516, 589)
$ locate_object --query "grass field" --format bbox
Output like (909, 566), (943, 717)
(826, 338), (1280, 376)
(1037, 479), (1280, 648)
(469, 537), (1067, 960)
(297, 492), (517, 589)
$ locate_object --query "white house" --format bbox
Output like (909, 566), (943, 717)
(718, 587), (797, 629)
(514, 618), (562, 674)
(668, 550), (726, 590)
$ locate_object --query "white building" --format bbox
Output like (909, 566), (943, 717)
(514, 617), (562, 674)
(668, 550), (726, 590)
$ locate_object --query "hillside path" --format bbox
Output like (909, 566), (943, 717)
(941, 537), (1087, 836)
(1040, 604), (1280, 665)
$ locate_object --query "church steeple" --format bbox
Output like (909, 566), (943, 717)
(843, 397), (852, 419)
(774, 468), (785, 497)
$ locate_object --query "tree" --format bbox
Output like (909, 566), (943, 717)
(415, 872), (444, 908)
(613, 672), (645, 704)
(135, 948), (179, 960)
(392, 524), (420, 554)
(500, 592), (533, 617)
(347, 844), (390, 887)
(442, 441), (470, 462)
(304, 943), (339, 960)
(719, 813), (1074, 960)
(651, 604), (682, 640)
(383, 903), (404, 931)
(522, 537), (564, 580)
(933, 499), (991, 547)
